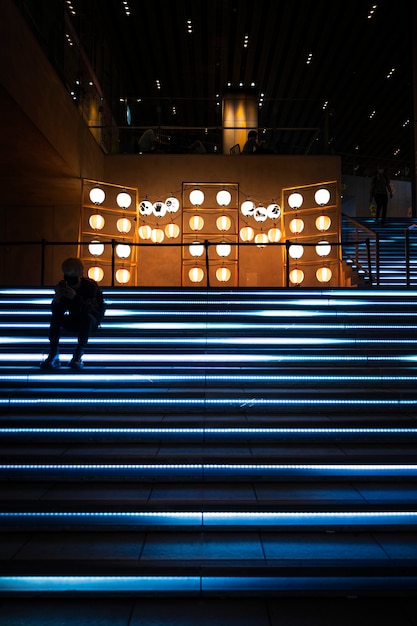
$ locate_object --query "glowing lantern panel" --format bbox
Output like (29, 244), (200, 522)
(288, 192), (303, 209)
(138, 224), (152, 240)
(189, 267), (204, 283)
(216, 215), (232, 231)
(255, 233), (268, 248)
(89, 214), (105, 230)
(116, 192), (132, 209)
(216, 190), (232, 207)
(189, 242), (204, 257)
(316, 267), (332, 283)
(88, 266), (104, 282)
(216, 267), (231, 282)
(89, 187), (105, 205)
(268, 227), (282, 243)
(241, 200), (255, 216)
(289, 218), (305, 234)
(315, 188), (331, 206)
(189, 215), (204, 231)
(315, 215), (332, 231)
(115, 268), (131, 284)
(88, 240), (104, 256)
(166, 197), (180, 213)
(216, 243), (231, 257)
(316, 241), (331, 257)
(189, 189), (204, 206)
(165, 223), (180, 238)
(151, 228), (165, 244)
(116, 243), (131, 259)
(289, 268), (305, 285)
(116, 217), (132, 234)
(289, 244), (304, 259)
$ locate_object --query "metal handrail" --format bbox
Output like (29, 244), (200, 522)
(341, 214), (380, 286)
(0, 237), (373, 287)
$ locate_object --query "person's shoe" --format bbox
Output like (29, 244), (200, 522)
(40, 355), (60, 369)
(69, 357), (84, 369)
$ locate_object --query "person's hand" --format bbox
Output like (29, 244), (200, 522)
(54, 282), (76, 301)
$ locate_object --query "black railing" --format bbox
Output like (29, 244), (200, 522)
(0, 238), (381, 288)
(341, 215), (380, 286)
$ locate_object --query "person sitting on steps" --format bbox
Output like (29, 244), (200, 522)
(40, 257), (105, 370)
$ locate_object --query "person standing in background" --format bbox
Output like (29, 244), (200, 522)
(369, 165), (393, 226)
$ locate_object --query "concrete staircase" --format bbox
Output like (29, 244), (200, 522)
(1, 286), (417, 609)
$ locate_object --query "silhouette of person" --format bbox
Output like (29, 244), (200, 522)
(242, 130), (261, 154)
(40, 257), (105, 370)
(137, 128), (159, 153)
(369, 165), (393, 226)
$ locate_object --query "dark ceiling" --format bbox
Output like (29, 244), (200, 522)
(24, 0), (417, 176)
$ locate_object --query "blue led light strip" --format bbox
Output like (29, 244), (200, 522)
(0, 427), (415, 435)
(1, 574), (417, 593)
(0, 510), (416, 527)
(1, 463), (416, 476)
(3, 397), (417, 406)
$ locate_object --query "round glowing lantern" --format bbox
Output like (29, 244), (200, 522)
(255, 233), (268, 248)
(254, 206), (267, 223)
(316, 267), (332, 283)
(315, 188), (331, 206)
(189, 189), (204, 207)
(216, 267), (231, 282)
(165, 197), (180, 213)
(189, 267), (204, 283)
(116, 243), (131, 259)
(89, 187), (105, 205)
(289, 244), (304, 259)
(189, 242), (204, 257)
(240, 226), (255, 241)
(315, 215), (332, 232)
(316, 240), (331, 257)
(266, 203), (281, 219)
(153, 201), (167, 217)
(116, 217), (132, 234)
(268, 227), (282, 243)
(138, 224), (152, 240)
(88, 266), (104, 282)
(151, 228), (165, 244)
(289, 268), (305, 285)
(165, 223), (180, 238)
(241, 200), (255, 217)
(88, 239), (104, 257)
(116, 191), (132, 209)
(89, 214), (105, 230)
(216, 190), (232, 207)
(115, 268), (131, 284)
(288, 192), (303, 209)
(216, 243), (231, 257)
(216, 215), (232, 231)
(189, 214), (204, 231)
(289, 218), (305, 234)
(139, 200), (153, 216)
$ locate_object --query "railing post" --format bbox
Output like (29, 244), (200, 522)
(365, 238), (373, 285)
(285, 240), (290, 287)
(406, 228), (410, 287)
(204, 239), (210, 288)
(111, 239), (116, 287)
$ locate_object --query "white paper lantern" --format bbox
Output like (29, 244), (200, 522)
(241, 200), (255, 216)
(88, 239), (104, 256)
(289, 244), (304, 259)
(216, 190), (232, 207)
(89, 214), (105, 230)
(165, 197), (180, 213)
(89, 187), (105, 205)
(288, 192), (303, 209)
(88, 266), (104, 282)
(189, 189), (204, 206)
(315, 188), (331, 206)
(116, 191), (132, 209)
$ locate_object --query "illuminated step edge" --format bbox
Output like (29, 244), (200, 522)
(2, 353), (416, 365)
(2, 398), (417, 407)
(3, 374), (417, 384)
(0, 511), (416, 528)
(1, 464), (417, 477)
(1, 427), (416, 439)
(1, 574), (417, 593)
